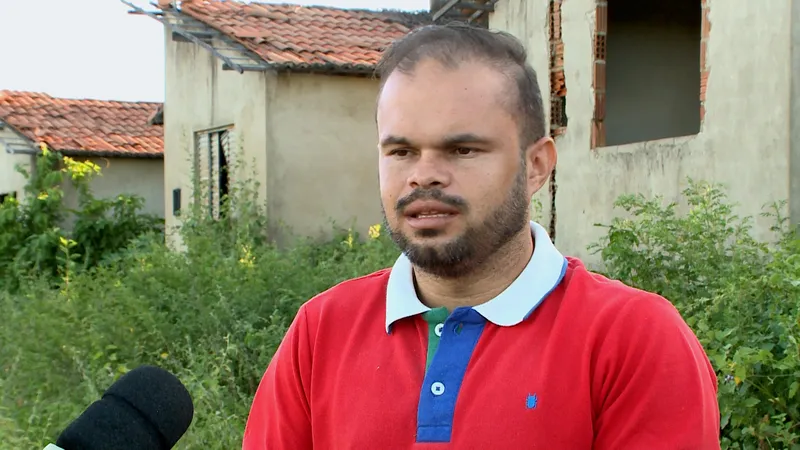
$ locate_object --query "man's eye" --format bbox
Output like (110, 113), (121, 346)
(391, 149), (410, 157)
(454, 147), (475, 156)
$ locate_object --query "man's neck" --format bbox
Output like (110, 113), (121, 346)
(413, 229), (535, 312)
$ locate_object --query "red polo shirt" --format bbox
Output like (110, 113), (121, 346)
(242, 222), (720, 449)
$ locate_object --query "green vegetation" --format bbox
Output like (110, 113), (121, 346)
(0, 150), (797, 449)
(591, 181), (799, 449)
(0, 146), (162, 292)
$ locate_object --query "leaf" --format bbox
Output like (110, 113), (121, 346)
(734, 365), (747, 383)
(789, 381), (799, 399)
(720, 412), (731, 429)
(743, 397), (760, 408)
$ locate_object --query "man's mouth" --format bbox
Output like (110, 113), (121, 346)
(411, 212), (455, 219)
(402, 201), (461, 227)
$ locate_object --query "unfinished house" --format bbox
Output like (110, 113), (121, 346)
(462, 0), (800, 261)
(0, 90), (164, 218)
(127, 0), (432, 246)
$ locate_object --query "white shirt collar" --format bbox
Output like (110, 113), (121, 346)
(385, 221), (568, 333)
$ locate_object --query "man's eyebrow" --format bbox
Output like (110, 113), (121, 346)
(379, 135), (412, 147)
(440, 133), (494, 147)
(378, 133), (494, 148)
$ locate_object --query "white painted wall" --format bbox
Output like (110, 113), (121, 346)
(61, 157), (165, 218)
(0, 127), (33, 199)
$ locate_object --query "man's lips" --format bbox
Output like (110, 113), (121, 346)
(401, 201), (460, 230)
(402, 200), (460, 218)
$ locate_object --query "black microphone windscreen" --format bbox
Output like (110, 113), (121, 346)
(55, 365), (194, 450)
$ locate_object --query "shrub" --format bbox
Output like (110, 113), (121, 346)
(1, 175), (797, 449)
(0, 171), (398, 448)
(590, 179), (800, 449)
(0, 146), (162, 290)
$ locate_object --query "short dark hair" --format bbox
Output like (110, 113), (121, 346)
(375, 22), (545, 148)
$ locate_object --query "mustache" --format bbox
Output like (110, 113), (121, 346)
(395, 189), (468, 213)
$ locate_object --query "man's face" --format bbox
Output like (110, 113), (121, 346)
(376, 58), (539, 278)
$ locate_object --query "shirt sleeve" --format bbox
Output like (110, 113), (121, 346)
(591, 294), (721, 450)
(242, 305), (313, 450)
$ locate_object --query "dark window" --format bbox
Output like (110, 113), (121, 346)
(593, 0), (703, 147)
(0, 191), (17, 204)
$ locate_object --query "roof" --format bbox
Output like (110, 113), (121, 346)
(175, 1), (432, 74)
(0, 91), (163, 158)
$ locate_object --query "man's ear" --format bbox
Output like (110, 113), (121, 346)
(525, 136), (557, 195)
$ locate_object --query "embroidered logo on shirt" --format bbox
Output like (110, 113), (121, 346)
(525, 393), (538, 410)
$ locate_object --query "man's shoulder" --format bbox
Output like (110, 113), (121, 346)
(559, 258), (709, 370)
(561, 257), (688, 331)
(300, 267), (392, 318)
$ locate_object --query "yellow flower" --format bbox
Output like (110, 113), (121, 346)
(368, 223), (381, 239)
(62, 157), (101, 181)
(238, 244), (255, 268)
(345, 230), (354, 248)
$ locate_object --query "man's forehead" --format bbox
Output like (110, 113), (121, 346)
(381, 58), (504, 90)
(378, 63), (510, 118)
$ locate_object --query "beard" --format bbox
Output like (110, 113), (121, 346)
(383, 167), (531, 279)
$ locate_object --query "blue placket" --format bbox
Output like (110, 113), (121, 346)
(416, 307), (486, 443)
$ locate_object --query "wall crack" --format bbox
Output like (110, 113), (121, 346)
(548, 0), (567, 242)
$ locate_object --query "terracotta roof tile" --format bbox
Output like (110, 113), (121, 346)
(177, 1), (432, 74)
(0, 91), (163, 157)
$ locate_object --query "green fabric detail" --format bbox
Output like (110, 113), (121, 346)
(422, 307), (450, 372)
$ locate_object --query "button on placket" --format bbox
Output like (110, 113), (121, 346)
(431, 321), (449, 399)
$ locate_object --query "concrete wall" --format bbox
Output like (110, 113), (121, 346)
(164, 31), (269, 247)
(61, 157), (165, 218)
(492, 0), (794, 263)
(490, 0), (553, 226)
(0, 127), (33, 199)
(791, 0), (800, 227)
(265, 72), (382, 241)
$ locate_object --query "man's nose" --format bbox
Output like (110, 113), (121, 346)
(408, 152), (451, 189)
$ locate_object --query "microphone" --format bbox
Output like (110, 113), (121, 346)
(44, 365), (194, 450)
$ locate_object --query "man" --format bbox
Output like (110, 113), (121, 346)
(242, 23), (720, 449)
